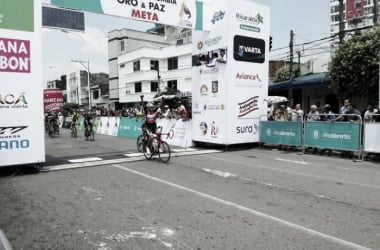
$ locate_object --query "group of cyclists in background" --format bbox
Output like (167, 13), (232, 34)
(44, 110), (94, 140)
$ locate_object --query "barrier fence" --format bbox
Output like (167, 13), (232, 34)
(60, 116), (192, 147)
(58, 114), (380, 158)
(259, 114), (365, 156)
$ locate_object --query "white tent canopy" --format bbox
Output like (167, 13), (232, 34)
(153, 95), (178, 101)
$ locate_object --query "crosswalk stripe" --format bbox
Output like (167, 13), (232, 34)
(47, 149), (223, 171)
(68, 157), (103, 163)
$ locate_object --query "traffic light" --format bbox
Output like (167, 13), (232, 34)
(269, 36), (273, 51)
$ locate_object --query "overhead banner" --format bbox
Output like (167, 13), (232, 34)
(0, 0), (45, 167)
(51, 0), (205, 30)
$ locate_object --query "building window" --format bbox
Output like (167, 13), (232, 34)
(167, 80), (177, 90)
(120, 40), (125, 52)
(133, 61), (140, 72)
(150, 60), (159, 70)
(168, 57), (178, 70)
(120, 63), (125, 68)
(151, 81), (158, 92)
(93, 90), (99, 99)
(135, 82), (142, 93)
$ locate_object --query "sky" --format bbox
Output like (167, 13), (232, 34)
(42, 0), (331, 84)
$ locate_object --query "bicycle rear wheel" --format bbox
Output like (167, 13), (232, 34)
(158, 141), (171, 163)
(90, 130), (95, 141)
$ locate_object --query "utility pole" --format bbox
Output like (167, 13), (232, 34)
(374, 0), (379, 26)
(339, 0), (345, 43)
(297, 50), (301, 78)
(288, 30), (294, 108)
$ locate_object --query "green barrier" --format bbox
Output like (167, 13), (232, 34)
(117, 117), (144, 139)
(259, 121), (302, 146)
(304, 122), (360, 151)
(76, 116), (98, 132)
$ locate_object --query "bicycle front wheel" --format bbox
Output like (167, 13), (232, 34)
(143, 143), (153, 160)
(137, 135), (144, 152)
(158, 141), (171, 163)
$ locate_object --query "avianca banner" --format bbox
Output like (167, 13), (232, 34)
(51, 0), (205, 30)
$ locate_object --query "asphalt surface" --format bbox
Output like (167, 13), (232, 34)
(1, 129), (380, 250)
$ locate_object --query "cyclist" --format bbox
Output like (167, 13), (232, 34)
(140, 95), (160, 151)
(48, 111), (59, 135)
(84, 112), (94, 140)
(70, 110), (79, 137)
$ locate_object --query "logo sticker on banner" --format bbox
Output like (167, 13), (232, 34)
(233, 35), (265, 63)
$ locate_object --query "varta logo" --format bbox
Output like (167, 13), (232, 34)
(239, 46), (262, 54)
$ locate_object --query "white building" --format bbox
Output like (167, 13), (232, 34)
(118, 43), (192, 105)
(107, 25), (192, 108)
(330, 0), (379, 52)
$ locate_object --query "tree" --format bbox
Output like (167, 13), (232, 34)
(329, 26), (380, 104)
(273, 65), (300, 83)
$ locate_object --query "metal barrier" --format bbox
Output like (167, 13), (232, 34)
(363, 114), (380, 155)
(259, 114), (363, 157)
(259, 115), (303, 147)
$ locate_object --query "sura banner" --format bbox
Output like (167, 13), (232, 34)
(259, 121), (302, 146)
(0, 0), (44, 167)
(304, 122), (360, 151)
(51, 0), (205, 30)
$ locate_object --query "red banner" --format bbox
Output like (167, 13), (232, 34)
(346, 0), (364, 21)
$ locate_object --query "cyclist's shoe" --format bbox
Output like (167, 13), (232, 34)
(146, 147), (151, 154)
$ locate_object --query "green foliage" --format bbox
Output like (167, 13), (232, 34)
(273, 65), (300, 83)
(329, 26), (380, 103)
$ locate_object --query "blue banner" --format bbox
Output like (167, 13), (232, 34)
(259, 121), (302, 146)
(304, 122), (360, 151)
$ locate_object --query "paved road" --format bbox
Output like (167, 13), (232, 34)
(1, 129), (380, 250)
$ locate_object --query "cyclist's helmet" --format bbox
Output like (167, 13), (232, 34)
(146, 102), (155, 108)
(323, 104), (331, 112)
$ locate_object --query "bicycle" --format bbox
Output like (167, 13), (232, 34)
(84, 125), (95, 141)
(47, 119), (59, 137)
(70, 123), (77, 138)
(142, 126), (171, 163)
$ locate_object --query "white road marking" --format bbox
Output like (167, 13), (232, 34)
(273, 158), (309, 165)
(68, 157), (103, 163)
(112, 164), (373, 250)
(124, 152), (143, 157)
(202, 168), (238, 178)
(205, 155), (380, 190)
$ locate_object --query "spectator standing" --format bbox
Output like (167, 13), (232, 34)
(363, 104), (378, 122)
(336, 99), (350, 121)
(344, 103), (361, 122)
(291, 104), (304, 122)
(306, 105), (320, 121)
(275, 104), (290, 121)
(321, 104), (336, 121)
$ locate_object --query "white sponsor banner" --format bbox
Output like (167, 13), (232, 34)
(364, 123), (380, 153)
(157, 118), (192, 147)
(0, 0), (45, 167)
(100, 0), (196, 29)
(191, 0), (270, 145)
(98, 117), (119, 136)
(225, 1), (270, 144)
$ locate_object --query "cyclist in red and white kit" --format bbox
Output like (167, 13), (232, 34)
(140, 95), (160, 135)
